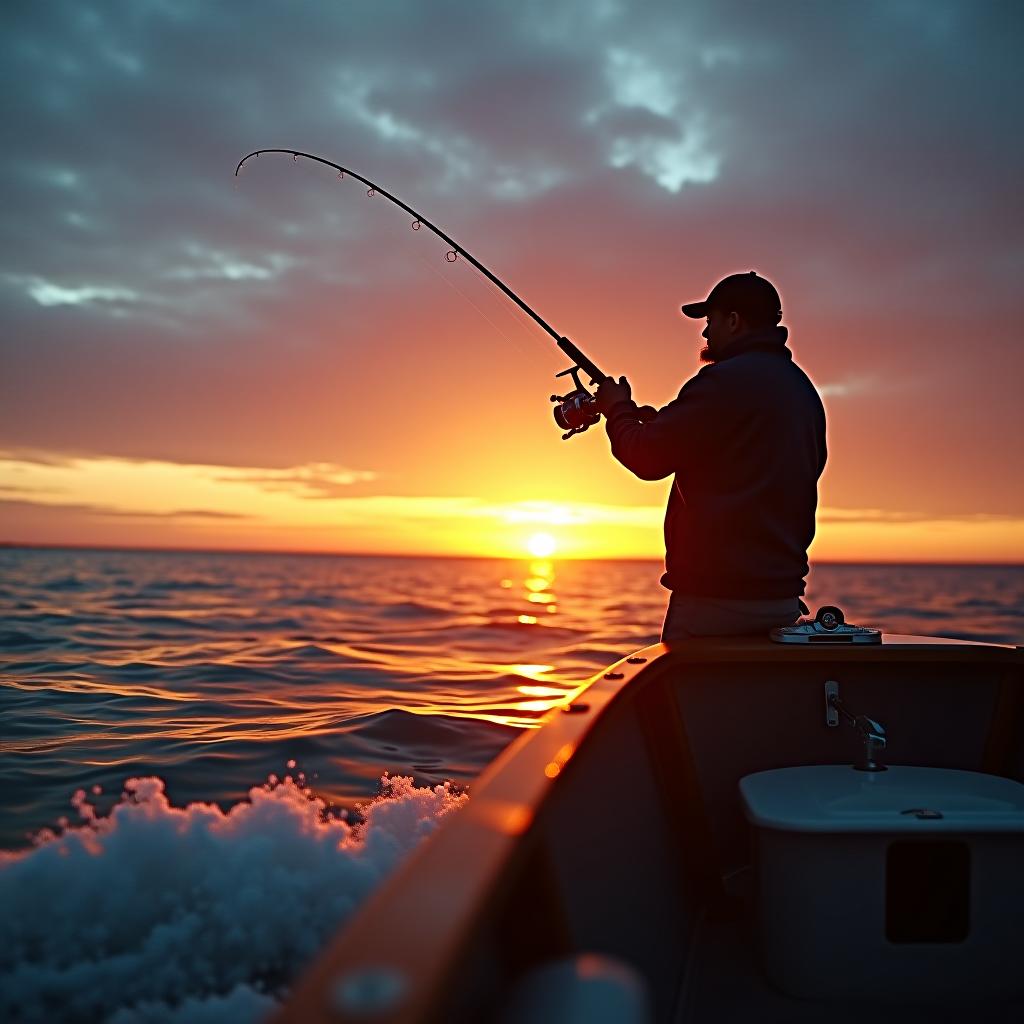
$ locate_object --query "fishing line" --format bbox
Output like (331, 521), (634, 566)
(366, 190), (542, 365)
(410, 247), (543, 365)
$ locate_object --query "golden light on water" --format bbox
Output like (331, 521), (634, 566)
(516, 699), (561, 712)
(510, 665), (556, 681)
(354, 562), (583, 731)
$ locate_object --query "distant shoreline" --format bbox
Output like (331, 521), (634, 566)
(1, 541), (1021, 568)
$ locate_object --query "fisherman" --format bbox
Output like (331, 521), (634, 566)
(593, 272), (827, 642)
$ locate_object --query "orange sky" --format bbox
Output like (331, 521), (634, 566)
(2, 447), (1020, 563)
(2, 3), (1022, 564)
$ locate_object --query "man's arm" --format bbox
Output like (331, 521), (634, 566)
(597, 370), (722, 481)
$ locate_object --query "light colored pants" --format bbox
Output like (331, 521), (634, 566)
(661, 592), (802, 642)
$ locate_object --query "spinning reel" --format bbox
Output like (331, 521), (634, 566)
(551, 364), (601, 440)
(549, 337), (605, 439)
(550, 337), (657, 440)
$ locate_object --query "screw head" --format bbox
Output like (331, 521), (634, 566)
(900, 807), (944, 820)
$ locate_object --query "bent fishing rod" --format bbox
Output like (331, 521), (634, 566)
(234, 148), (606, 438)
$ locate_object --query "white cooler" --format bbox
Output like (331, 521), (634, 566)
(739, 765), (1024, 1000)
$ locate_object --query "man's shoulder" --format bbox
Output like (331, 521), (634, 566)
(681, 362), (720, 386)
(714, 348), (810, 380)
(672, 365), (721, 403)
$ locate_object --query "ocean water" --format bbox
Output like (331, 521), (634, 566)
(1, 548), (1022, 1022)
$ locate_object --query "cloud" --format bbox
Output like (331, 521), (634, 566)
(213, 463), (378, 499)
(818, 506), (1024, 526)
(3, 1), (1019, 328)
(0, 497), (252, 520)
(589, 47), (721, 191)
(0, 448), (78, 467)
(162, 245), (298, 283)
(10, 274), (143, 309)
(818, 375), (877, 399)
(0, 452), (377, 495)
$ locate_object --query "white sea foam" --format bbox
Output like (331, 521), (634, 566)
(0, 773), (467, 1023)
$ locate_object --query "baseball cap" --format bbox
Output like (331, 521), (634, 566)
(681, 271), (782, 323)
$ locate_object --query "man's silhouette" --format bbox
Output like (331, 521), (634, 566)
(593, 272), (826, 641)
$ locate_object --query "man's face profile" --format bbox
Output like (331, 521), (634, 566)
(699, 308), (740, 364)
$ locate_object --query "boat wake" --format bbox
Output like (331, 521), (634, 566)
(0, 770), (467, 1023)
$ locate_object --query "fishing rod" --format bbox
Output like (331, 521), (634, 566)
(234, 149), (606, 438)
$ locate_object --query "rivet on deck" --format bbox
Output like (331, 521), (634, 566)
(604, 671), (624, 680)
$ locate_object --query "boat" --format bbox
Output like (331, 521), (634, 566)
(271, 622), (1024, 1023)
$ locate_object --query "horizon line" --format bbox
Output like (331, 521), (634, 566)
(1, 541), (1022, 569)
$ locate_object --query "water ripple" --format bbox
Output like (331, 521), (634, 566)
(1, 550), (1021, 852)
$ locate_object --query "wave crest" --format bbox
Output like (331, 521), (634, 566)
(1, 772), (467, 1023)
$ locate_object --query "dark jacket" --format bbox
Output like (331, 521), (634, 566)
(605, 326), (826, 598)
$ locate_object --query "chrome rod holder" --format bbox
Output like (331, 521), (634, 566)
(825, 685), (888, 772)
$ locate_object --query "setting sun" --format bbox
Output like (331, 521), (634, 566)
(526, 532), (557, 558)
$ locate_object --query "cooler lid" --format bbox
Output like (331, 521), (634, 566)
(739, 765), (1024, 833)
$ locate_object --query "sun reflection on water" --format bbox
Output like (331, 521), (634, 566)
(510, 665), (556, 681)
(385, 560), (588, 728)
(515, 685), (563, 697)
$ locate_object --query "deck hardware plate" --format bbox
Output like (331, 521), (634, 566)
(825, 680), (839, 727)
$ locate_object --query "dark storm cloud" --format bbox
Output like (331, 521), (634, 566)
(4, 0), (1014, 322)
(0, 0), (1021, 507)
